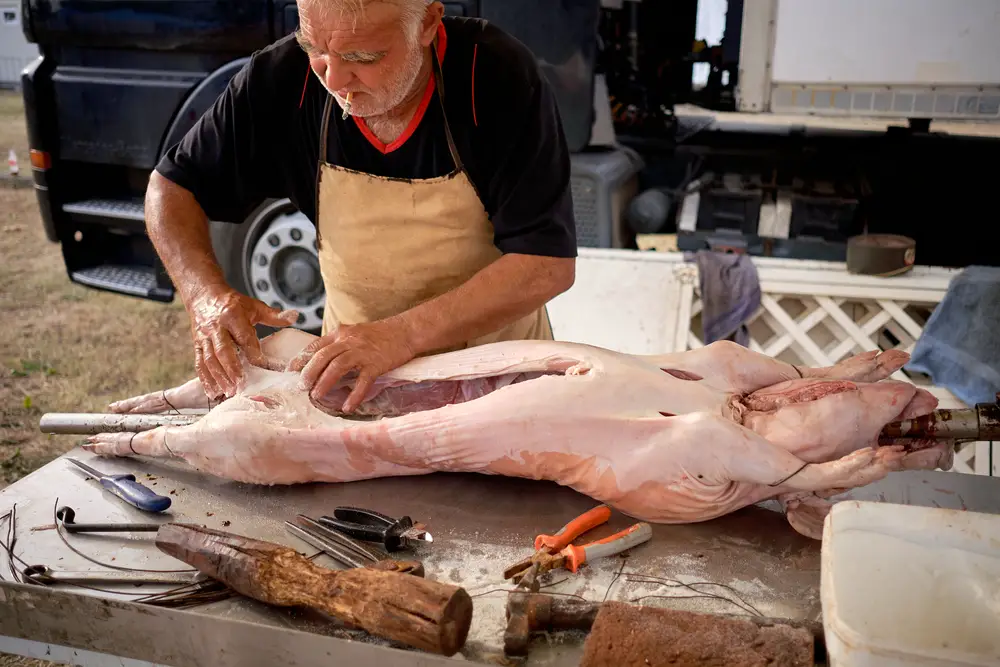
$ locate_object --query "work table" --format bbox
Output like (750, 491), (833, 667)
(0, 449), (997, 666)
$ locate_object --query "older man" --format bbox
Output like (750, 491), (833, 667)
(147, 0), (578, 412)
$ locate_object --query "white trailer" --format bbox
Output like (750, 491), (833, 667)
(0, 1), (39, 88)
(736, 0), (1000, 125)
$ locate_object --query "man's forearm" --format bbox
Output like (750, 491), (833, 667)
(145, 171), (228, 305)
(393, 253), (575, 355)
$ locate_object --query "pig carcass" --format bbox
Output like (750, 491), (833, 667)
(85, 329), (952, 538)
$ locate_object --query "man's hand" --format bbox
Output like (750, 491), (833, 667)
(288, 318), (417, 413)
(188, 286), (299, 399)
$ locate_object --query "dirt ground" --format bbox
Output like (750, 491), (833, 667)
(0, 91), (194, 666)
(0, 91), (195, 490)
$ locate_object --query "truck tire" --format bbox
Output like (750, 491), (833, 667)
(209, 198), (325, 336)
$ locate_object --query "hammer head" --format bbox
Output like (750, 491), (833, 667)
(503, 562), (544, 657)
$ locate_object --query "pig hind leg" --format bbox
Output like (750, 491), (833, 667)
(109, 379), (210, 414)
(108, 328), (318, 414)
(83, 427), (178, 459)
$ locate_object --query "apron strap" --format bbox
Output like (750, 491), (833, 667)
(430, 34), (464, 173)
(316, 92), (334, 243)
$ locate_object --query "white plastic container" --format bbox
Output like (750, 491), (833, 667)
(821, 500), (1000, 667)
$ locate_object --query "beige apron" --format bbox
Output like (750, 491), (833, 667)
(314, 33), (553, 353)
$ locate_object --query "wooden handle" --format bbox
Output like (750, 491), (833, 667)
(267, 553), (471, 655)
(155, 523), (471, 655)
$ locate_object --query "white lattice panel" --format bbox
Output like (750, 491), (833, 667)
(671, 258), (996, 476)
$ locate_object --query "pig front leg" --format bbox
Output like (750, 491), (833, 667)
(671, 414), (904, 493)
(777, 491), (836, 539)
(770, 447), (909, 540)
(777, 441), (954, 539)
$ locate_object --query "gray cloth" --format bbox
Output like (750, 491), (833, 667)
(693, 250), (762, 347)
(905, 265), (1000, 407)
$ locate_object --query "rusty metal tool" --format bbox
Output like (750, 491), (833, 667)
(284, 519), (425, 577)
(55, 506), (163, 533)
(293, 514), (390, 563)
(22, 564), (205, 587)
(881, 391), (1000, 442)
(579, 602), (820, 667)
(504, 505), (653, 583)
(155, 523), (472, 656)
(503, 561), (600, 657)
(504, 574), (826, 662)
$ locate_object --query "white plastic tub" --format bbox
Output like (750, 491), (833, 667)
(821, 500), (1000, 667)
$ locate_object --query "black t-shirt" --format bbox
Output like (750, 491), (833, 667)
(155, 16), (578, 258)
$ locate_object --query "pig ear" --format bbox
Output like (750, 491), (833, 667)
(661, 368), (703, 381)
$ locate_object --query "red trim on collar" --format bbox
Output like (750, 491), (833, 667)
(299, 61), (311, 109)
(352, 22), (448, 155)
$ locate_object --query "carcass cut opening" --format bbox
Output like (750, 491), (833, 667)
(317, 368), (580, 419)
(661, 368), (703, 381)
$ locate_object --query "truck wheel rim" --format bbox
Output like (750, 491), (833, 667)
(247, 212), (325, 332)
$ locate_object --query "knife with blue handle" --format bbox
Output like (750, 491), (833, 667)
(66, 457), (172, 513)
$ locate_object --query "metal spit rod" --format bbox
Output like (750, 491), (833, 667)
(881, 392), (1000, 441)
(39, 413), (201, 435)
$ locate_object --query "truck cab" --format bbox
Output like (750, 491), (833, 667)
(19, 0), (1000, 333)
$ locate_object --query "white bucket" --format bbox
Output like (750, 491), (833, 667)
(821, 500), (1000, 667)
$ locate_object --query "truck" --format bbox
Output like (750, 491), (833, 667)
(18, 0), (1000, 333)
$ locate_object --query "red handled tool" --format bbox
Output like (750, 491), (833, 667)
(503, 504), (652, 583)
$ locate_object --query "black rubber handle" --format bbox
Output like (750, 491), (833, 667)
(319, 507), (416, 552)
(333, 506), (397, 528)
(316, 516), (387, 544)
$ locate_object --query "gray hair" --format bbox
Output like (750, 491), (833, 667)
(314, 0), (432, 45)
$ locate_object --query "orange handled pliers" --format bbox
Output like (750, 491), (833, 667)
(503, 504), (653, 583)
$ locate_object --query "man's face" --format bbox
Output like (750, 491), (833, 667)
(296, 1), (438, 118)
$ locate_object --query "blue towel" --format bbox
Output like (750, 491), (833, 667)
(694, 250), (762, 347)
(906, 265), (1000, 406)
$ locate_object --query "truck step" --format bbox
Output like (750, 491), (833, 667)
(63, 198), (145, 222)
(70, 265), (173, 302)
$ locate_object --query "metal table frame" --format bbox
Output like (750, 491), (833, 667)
(2, 450), (998, 666)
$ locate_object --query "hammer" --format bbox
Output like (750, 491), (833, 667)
(155, 523), (472, 656)
(503, 562), (599, 657)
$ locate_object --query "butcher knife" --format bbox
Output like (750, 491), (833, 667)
(65, 457), (172, 513)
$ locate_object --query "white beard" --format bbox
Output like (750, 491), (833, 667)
(329, 45), (426, 119)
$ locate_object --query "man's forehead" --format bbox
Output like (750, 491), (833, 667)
(298, 0), (405, 49)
